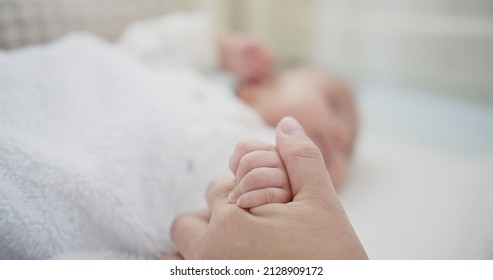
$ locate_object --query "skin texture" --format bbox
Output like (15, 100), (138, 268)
(237, 67), (358, 189)
(218, 34), (273, 83)
(227, 139), (291, 208)
(167, 117), (367, 260)
(220, 34), (358, 188)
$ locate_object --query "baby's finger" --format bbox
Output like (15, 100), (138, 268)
(236, 150), (281, 182)
(239, 167), (289, 193)
(236, 187), (291, 208)
(227, 185), (242, 204)
(228, 139), (274, 174)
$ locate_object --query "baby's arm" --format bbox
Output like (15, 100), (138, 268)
(228, 139), (292, 208)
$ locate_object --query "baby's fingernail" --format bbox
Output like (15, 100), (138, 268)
(238, 180), (246, 193)
(228, 191), (237, 203)
(235, 197), (243, 207)
(279, 116), (305, 136)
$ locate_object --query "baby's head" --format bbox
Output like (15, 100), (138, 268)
(237, 66), (358, 189)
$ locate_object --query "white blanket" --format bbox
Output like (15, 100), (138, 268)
(0, 34), (197, 259)
(0, 31), (275, 259)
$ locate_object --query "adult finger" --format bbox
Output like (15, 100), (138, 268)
(162, 252), (184, 260)
(206, 177), (236, 212)
(170, 210), (209, 260)
(275, 117), (337, 202)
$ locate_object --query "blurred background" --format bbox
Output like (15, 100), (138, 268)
(0, 0), (493, 101)
(2, 0), (492, 101)
(175, 0), (493, 160)
(175, 0), (493, 103)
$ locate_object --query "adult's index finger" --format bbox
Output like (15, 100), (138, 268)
(170, 210), (209, 259)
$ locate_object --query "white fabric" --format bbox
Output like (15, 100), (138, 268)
(0, 34), (188, 259)
(0, 13), (273, 259)
(117, 12), (220, 71)
(117, 12), (275, 204)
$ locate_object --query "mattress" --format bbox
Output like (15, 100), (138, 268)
(341, 85), (493, 259)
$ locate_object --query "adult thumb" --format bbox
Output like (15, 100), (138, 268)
(275, 117), (336, 202)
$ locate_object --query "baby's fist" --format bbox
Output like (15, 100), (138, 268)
(219, 34), (272, 82)
(228, 139), (292, 208)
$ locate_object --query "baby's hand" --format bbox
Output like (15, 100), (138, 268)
(218, 34), (272, 82)
(228, 139), (292, 208)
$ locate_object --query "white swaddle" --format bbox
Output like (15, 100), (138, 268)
(0, 33), (211, 259)
(116, 11), (275, 210)
(0, 13), (274, 259)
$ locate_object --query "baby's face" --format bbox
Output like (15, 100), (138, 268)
(253, 67), (358, 188)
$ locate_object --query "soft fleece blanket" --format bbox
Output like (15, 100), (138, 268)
(0, 34), (196, 259)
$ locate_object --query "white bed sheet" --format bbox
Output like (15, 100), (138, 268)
(341, 86), (493, 259)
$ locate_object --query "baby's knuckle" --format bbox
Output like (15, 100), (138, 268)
(269, 167), (284, 183)
(243, 173), (260, 189)
(236, 139), (255, 152)
(276, 166), (288, 177)
(264, 189), (276, 204)
(239, 154), (254, 171)
(228, 154), (237, 172)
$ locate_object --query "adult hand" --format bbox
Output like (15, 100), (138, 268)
(170, 117), (367, 259)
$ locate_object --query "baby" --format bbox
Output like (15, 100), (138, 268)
(221, 41), (358, 194)
(234, 65), (358, 190)
(213, 38), (359, 207)
(119, 12), (358, 191)
(0, 12), (358, 260)
(227, 136), (291, 208)
(120, 12), (358, 191)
